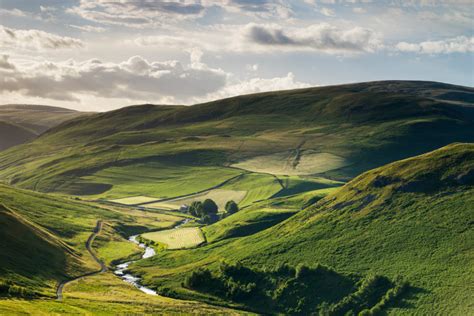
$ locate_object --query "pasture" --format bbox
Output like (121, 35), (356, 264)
(141, 227), (205, 249)
(109, 196), (160, 205)
(232, 150), (348, 175)
(145, 189), (247, 211)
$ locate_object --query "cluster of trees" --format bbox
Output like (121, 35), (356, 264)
(186, 199), (239, 224)
(183, 262), (406, 315)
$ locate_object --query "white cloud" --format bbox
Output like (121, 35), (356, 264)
(0, 8), (27, 17)
(202, 72), (311, 102)
(69, 24), (106, 33)
(320, 7), (336, 17)
(241, 23), (383, 54)
(0, 54), (228, 103)
(0, 52), (312, 108)
(353, 7), (367, 13)
(396, 36), (473, 54)
(0, 25), (83, 51)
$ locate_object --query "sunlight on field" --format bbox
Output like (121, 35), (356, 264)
(109, 196), (160, 205)
(232, 150), (348, 175)
(142, 227), (205, 249)
(144, 189), (247, 211)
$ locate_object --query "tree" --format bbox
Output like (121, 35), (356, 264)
(225, 200), (239, 215)
(202, 199), (218, 216)
(189, 201), (203, 217)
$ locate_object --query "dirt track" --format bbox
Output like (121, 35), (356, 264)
(56, 220), (107, 300)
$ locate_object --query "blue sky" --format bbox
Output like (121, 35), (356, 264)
(0, 0), (472, 111)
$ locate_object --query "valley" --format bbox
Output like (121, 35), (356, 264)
(0, 81), (472, 315)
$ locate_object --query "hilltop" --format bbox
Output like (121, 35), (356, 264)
(0, 81), (472, 200)
(130, 143), (474, 314)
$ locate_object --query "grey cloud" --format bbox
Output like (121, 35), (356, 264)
(0, 25), (83, 50)
(243, 23), (382, 53)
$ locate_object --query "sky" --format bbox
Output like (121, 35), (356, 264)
(0, 0), (472, 111)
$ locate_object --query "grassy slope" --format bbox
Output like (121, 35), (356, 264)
(130, 143), (474, 314)
(0, 104), (90, 134)
(0, 81), (472, 199)
(0, 185), (241, 315)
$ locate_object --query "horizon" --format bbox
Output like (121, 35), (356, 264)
(1, 78), (471, 112)
(1, 0), (473, 111)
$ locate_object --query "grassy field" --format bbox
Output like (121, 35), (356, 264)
(142, 227), (205, 249)
(127, 144), (474, 314)
(220, 173), (283, 207)
(145, 189), (247, 211)
(109, 196), (161, 205)
(232, 150), (348, 175)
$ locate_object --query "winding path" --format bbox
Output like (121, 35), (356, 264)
(56, 220), (107, 300)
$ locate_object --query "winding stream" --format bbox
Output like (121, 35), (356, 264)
(114, 219), (190, 295)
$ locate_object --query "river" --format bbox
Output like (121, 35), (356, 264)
(113, 218), (190, 295)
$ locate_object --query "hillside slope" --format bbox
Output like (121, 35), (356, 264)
(0, 81), (472, 199)
(131, 143), (474, 314)
(0, 121), (36, 151)
(0, 104), (89, 134)
(0, 104), (90, 151)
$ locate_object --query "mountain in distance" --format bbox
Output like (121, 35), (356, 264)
(0, 104), (91, 151)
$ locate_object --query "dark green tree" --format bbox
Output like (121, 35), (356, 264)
(188, 201), (203, 217)
(202, 199), (218, 216)
(225, 200), (239, 215)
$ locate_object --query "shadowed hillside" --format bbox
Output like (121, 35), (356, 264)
(0, 121), (36, 151)
(0, 104), (91, 151)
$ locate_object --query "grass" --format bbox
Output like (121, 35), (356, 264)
(220, 173), (283, 207)
(232, 150), (348, 175)
(75, 163), (244, 198)
(142, 227), (205, 249)
(127, 144), (474, 315)
(109, 196), (161, 205)
(146, 189), (247, 211)
(0, 273), (243, 315)
(1, 81), (473, 198)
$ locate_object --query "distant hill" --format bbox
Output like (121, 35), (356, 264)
(133, 143), (474, 314)
(0, 121), (36, 151)
(0, 104), (90, 151)
(0, 81), (472, 197)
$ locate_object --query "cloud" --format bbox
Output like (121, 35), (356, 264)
(68, 0), (206, 28)
(68, 0), (294, 27)
(0, 52), (311, 107)
(0, 8), (27, 17)
(242, 23), (382, 54)
(0, 25), (83, 50)
(206, 72), (311, 101)
(69, 24), (106, 33)
(219, 0), (293, 19)
(0, 55), (15, 70)
(320, 7), (336, 17)
(0, 54), (227, 103)
(395, 36), (473, 54)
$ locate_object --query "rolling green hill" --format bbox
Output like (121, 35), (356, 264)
(0, 104), (90, 151)
(0, 81), (472, 202)
(0, 104), (89, 134)
(0, 184), (240, 314)
(128, 143), (474, 314)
